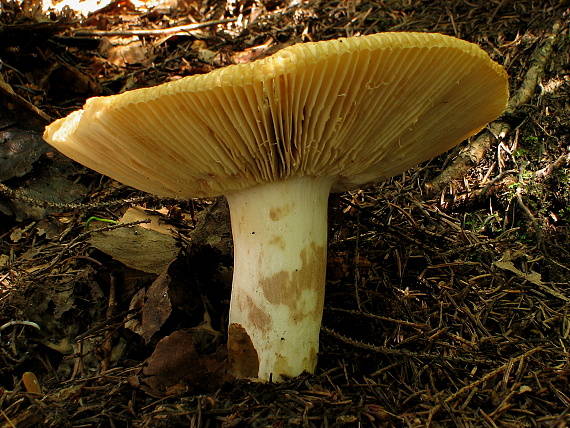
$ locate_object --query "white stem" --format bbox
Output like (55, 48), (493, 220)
(225, 176), (333, 381)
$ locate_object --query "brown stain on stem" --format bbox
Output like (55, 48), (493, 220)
(227, 323), (259, 378)
(268, 235), (286, 250)
(245, 295), (271, 333)
(269, 203), (293, 221)
(260, 242), (326, 323)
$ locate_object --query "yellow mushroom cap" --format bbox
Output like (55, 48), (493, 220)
(44, 32), (508, 199)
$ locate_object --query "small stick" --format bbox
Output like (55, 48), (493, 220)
(0, 320), (41, 332)
(427, 346), (543, 423)
(478, 169), (518, 196)
(443, 346), (543, 403)
(535, 151), (570, 181)
(515, 185), (544, 247)
(326, 307), (429, 329)
(100, 273), (117, 372)
(322, 326), (492, 364)
(0, 182), (149, 210)
(353, 211), (362, 310)
(1, 409), (17, 428)
(515, 186), (537, 225)
(74, 18), (237, 37)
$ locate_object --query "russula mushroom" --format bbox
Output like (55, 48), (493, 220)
(43, 32), (508, 381)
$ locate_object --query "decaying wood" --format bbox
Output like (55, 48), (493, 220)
(535, 151), (570, 181)
(426, 20), (562, 196)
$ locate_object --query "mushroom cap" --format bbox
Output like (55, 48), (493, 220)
(44, 32), (508, 199)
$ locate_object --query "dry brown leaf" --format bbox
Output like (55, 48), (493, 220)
(89, 208), (178, 273)
(139, 328), (229, 396)
(141, 269), (173, 343)
(493, 250), (542, 286)
(99, 37), (152, 66)
(121, 206), (174, 235)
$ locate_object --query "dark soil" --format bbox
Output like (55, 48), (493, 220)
(0, 0), (568, 426)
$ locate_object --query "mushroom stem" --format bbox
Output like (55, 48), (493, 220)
(226, 176), (334, 381)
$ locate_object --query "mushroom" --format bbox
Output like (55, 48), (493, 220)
(43, 32), (508, 381)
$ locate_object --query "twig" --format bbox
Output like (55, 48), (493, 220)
(63, 219), (151, 249)
(0, 182), (150, 210)
(74, 18), (237, 37)
(487, 0), (507, 24)
(478, 169), (518, 196)
(427, 346), (544, 423)
(322, 326), (493, 364)
(1, 409), (17, 428)
(353, 212), (362, 310)
(0, 73), (52, 123)
(535, 151), (570, 181)
(326, 307), (429, 330)
(503, 22), (562, 116)
(0, 320), (41, 332)
(515, 186), (537, 225)
(426, 20), (562, 196)
(100, 273), (117, 372)
(515, 184), (544, 246)
(443, 347), (543, 403)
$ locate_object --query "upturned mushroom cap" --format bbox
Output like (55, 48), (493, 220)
(44, 32), (508, 198)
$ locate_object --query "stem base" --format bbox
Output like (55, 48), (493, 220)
(226, 176), (333, 381)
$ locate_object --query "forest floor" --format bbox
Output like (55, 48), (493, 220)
(0, 0), (569, 426)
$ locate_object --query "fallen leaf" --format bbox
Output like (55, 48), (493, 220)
(0, 254), (9, 269)
(10, 222), (35, 242)
(139, 328), (229, 396)
(129, 256), (217, 343)
(121, 206), (174, 235)
(22, 371), (42, 394)
(494, 250), (569, 302)
(0, 127), (49, 181)
(124, 287), (146, 336)
(494, 259), (543, 285)
(493, 250), (542, 286)
(90, 227), (178, 273)
(188, 199), (232, 257)
(89, 208), (179, 274)
(99, 36), (152, 67)
(141, 269), (173, 343)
